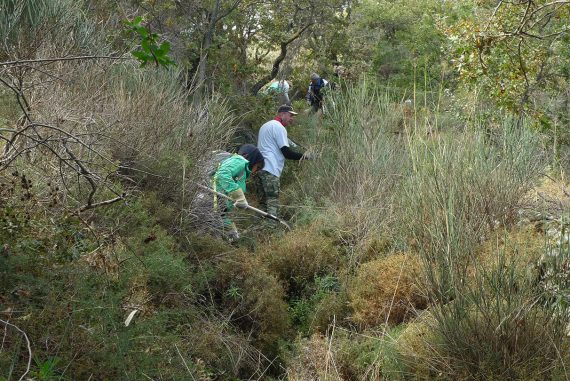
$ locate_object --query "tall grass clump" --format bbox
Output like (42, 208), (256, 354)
(106, 66), (236, 192)
(291, 80), (408, 263)
(1, 0), (104, 61)
(393, 120), (568, 379)
(400, 244), (569, 380)
(401, 119), (545, 301)
(304, 80), (406, 206)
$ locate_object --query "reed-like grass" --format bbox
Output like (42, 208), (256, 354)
(401, 120), (544, 301)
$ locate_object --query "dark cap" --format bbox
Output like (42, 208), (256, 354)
(238, 144), (265, 168)
(277, 104), (298, 115)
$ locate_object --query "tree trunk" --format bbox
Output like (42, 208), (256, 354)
(251, 23), (313, 95)
(197, 0), (222, 91)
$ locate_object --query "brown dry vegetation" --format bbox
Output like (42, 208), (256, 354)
(471, 226), (545, 282)
(348, 253), (427, 327)
(286, 333), (344, 381)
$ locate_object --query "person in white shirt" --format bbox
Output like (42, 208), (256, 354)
(263, 79), (292, 105)
(257, 104), (306, 216)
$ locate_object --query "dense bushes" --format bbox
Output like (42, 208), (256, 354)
(281, 79), (569, 380)
(2, 2), (568, 373)
(260, 223), (342, 290)
(216, 250), (291, 356)
(0, 193), (285, 379)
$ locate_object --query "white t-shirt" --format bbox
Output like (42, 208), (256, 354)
(257, 119), (289, 177)
(278, 80), (290, 93)
(268, 80), (290, 94)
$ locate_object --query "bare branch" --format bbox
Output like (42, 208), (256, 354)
(27, 123), (114, 164)
(514, 0), (534, 35)
(0, 55), (127, 67)
(0, 77), (32, 123)
(64, 142), (97, 208)
(527, 0), (570, 19)
(215, 0), (243, 23)
(251, 23), (313, 95)
(0, 319), (32, 381)
(78, 194), (126, 212)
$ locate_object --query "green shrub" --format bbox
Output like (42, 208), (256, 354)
(407, 249), (568, 380)
(334, 327), (406, 381)
(259, 223), (343, 294)
(394, 312), (438, 380)
(289, 274), (349, 335)
(216, 251), (291, 356)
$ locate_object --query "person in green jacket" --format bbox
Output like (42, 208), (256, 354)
(213, 144), (264, 241)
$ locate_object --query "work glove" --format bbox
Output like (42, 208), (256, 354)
(228, 188), (248, 209)
(301, 151), (316, 160)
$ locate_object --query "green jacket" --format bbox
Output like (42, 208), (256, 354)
(213, 155), (251, 209)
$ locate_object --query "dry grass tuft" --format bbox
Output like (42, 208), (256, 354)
(286, 333), (344, 381)
(524, 175), (570, 218)
(81, 242), (122, 280)
(122, 272), (153, 318)
(348, 253), (427, 327)
(472, 226), (545, 282)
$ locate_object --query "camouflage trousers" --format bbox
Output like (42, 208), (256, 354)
(257, 170), (281, 217)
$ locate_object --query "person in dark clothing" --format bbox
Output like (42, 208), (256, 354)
(306, 72), (329, 113)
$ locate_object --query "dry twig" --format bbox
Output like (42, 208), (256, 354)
(0, 319), (32, 381)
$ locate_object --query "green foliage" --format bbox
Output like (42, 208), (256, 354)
(288, 274), (346, 335)
(260, 223), (342, 295)
(216, 251), (291, 356)
(32, 357), (61, 381)
(350, 0), (449, 89)
(124, 16), (176, 68)
(0, 191), (279, 379)
(2, 0), (569, 379)
(441, 0), (570, 118)
(334, 328), (406, 381)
